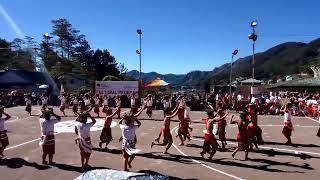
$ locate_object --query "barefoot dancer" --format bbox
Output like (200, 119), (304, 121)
(25, 95), (32, 116)
(102, 95), (109, 114)
(93, 95), (100, 117)
(99, 108), (119, 149)
(59, 94), (66, 117)
(231, 113), (250, 160)
(130, 93), (138, 115)
(39, 107), (61, 165)
(146, 94), (153, 119)
(281, 103), (294, 145)
(75, 111), (96, 168)
(119, 107), (145, 171)
(151, 105), (180, 154)
(200, 110), (229, 159)
(0, 106), (11, 159)
(115, 96), (122, 119)
(217, 105), (228, 151)
(72, 96), (79, 116)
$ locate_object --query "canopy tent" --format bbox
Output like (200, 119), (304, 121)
(0, 71), (33, 87)
(144, 77), (171, 88)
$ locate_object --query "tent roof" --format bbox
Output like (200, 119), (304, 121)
(0, 71), (32, 86)
(145, 77), (170, 88)
(241, 78), (262, 83)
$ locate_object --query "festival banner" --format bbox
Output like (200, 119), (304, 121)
(95, 81), (139, 97)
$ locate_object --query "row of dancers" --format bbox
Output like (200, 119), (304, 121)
(0, 97), (302, 171)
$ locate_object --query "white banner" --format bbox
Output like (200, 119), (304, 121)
(95, 81), (139, 97)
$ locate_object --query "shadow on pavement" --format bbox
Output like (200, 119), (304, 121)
(52, 163), (108, 173)
(0, 157), (50, 170)
(137, 152), (196, 164)
(137, 170), (197, 180)
(92, 147), (122, 154)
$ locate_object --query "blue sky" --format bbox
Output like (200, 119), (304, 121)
(0, 0), (320, 74)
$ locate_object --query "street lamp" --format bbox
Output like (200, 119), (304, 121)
(44, 33), (52, 60)
(136, 28), (142, 97)
(248, 20), (258, 87)
(229, 49), (239, 94)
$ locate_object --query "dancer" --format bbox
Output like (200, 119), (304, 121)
(72, 96), (79, 116)
(59, 94), (67, 117)
(281, 103), (294, 145)
(75, 111), (96, 168)
(146, 94), (153, 119)
(102, 95), (109, 114)
(115, 96), (122, 119)
(119, 107), (145, 171)
(39, 107), (61, 165)
(0, 106), (11, 159)
(248, 104), (264, 145)
(200, 110), (228, 160)
(200, 110), (218, 159)
(217, 105), (228, 151)
(151, 105), (180, 154)
(93, 95), (100, 117)
(25, 95), (32, 116)
(176, 97), (192, 145)
(162, 95), (171, 117)
(99, 107), (120, 149)
(130, 93), (138, 115)
(231, 113), (250, 160)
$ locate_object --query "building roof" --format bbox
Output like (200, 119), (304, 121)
(241, 78), (262, 84)
(268, 77), (320, 88)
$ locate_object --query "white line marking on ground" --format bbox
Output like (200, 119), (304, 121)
(305, 116), (320, 124)
(171, 126), (245, 180)
(5, 133), (61, 151)
(191, 138), (320, 156)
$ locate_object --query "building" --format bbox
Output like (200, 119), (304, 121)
(57, 73), (89, 92)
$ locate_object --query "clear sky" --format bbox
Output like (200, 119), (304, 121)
(0, 0), (319, 74)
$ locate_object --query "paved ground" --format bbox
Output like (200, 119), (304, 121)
(1, 106), (320, 180)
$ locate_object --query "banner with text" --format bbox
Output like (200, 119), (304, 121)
(95, 81), (139, 97)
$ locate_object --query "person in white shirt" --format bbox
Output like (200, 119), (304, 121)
(0, 106), (11, 159)
(281, 104), (293, 145)
(130, 93), (138, 115)
(93, 95), (100, 117)
(75, 112), (96, 168)
(146, 94), (153, 119)
(162, 96), (171, 117)
(115, 96), (122, 119)
(119, 107), (144, 171)
(102, 95), (109, 114)
(72, 96), (79, 116)
(59, 94), (67, 117)
(39, 107), (61, 165)
(42, 95), (48, 108)
(25, 95), (32, 116)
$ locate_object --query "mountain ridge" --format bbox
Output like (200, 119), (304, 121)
(128, 38), (320, 87)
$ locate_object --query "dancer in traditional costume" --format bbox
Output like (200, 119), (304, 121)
(25, 95), (32, 116)
(231, 113), (250, 160)
(99, 107), (119, 149)
(102, 95), (109, 114)
(146, 94), (153, 119)
(130, 93), (138, 115)
(151, 105), (180, 154)
(72, 96), (79, 116)
(59, 94), (67, 117)
(93, 95), (100, 117)
(115, 96), (122, 119)
(200, 110), (228, 159)
(281, 103), (294, 145)
(0, 106), (11, 159)
(119, 106), (145, 171)
(75, 111), (96, 168)
(39, 107), (61, 164)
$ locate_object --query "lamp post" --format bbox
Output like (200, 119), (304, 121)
(44, 33), (52, 60)
(248, 20), (258, 87)
(136, 28), (142, 97)
(229, 49), (239, 94)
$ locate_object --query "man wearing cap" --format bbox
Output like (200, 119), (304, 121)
(39, 107), (61, 165)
